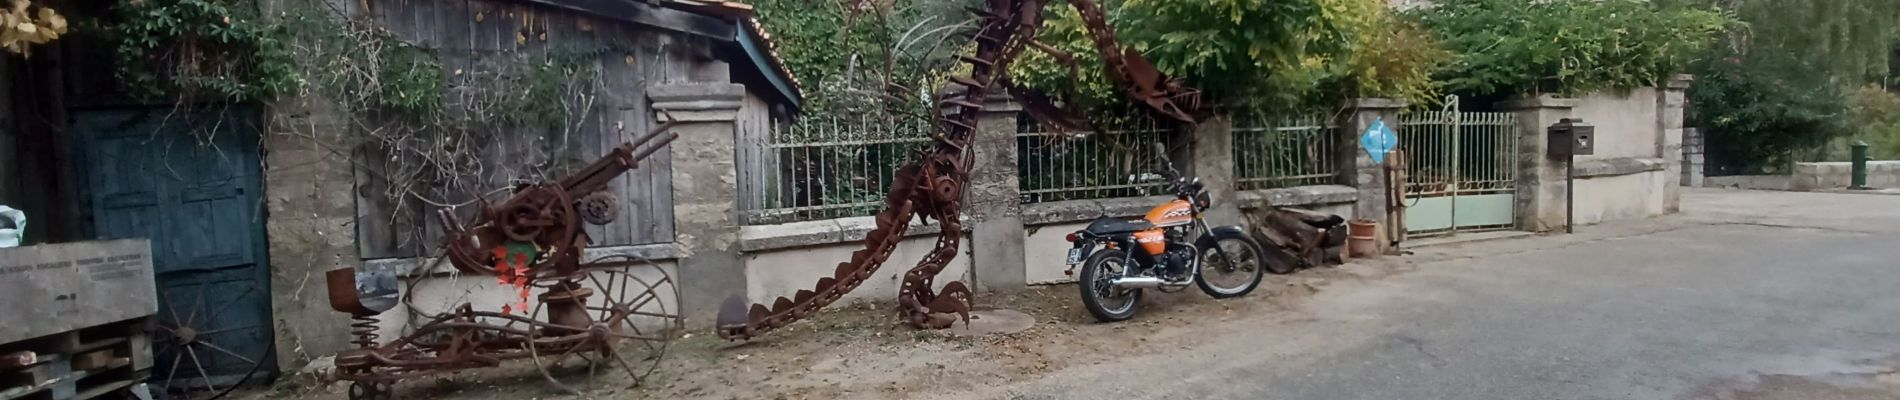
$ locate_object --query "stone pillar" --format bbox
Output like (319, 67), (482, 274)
(1338, 99), (1405, 221)
(261, 95), (357, 366)
(1191, 115), (1244, 224)
(1683, 128), (1705, 187)
(1498, 96), (1578, 232)
(257, 0), (359, 367)
(1659, 75), (1693, 213)
(966, 95), (1025, 292)
(651, 83), (746, 326)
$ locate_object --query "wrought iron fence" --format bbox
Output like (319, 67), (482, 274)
(738, 114), (933, 225)
(1397, 110), (1519, 197)
(1017, 113), (1177, 203)
(1233, 114), (1340, 190)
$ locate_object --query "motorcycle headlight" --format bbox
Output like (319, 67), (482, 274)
(1195, 192), (1211, 208)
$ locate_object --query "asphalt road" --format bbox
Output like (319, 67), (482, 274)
(965, 189), (1900, 400)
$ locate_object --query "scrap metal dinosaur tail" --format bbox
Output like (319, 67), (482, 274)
(717, 0), (1039, 340)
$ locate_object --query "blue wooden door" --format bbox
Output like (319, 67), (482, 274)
(76, 108), (274, 390)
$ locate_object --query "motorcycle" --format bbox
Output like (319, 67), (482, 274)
(1063, 145), (1272, 322)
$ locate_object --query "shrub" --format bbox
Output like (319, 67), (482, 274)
(1414, 0), (1734, 97)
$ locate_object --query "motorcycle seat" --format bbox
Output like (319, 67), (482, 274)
(1084, 218), (1155, 234)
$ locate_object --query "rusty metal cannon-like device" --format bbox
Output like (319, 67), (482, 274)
(325, 128), (680, 400)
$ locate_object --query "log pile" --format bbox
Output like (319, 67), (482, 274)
(1246, 207), (1348, 269)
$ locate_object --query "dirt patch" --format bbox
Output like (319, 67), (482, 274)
(238, 260), (1394, 400)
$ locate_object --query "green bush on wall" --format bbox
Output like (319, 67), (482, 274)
(1413, 0), (1734, 98)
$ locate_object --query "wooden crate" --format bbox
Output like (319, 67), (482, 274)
(0, 317), (152, 400)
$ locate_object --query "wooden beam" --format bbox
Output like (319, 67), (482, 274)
(517, 0), (735, 42)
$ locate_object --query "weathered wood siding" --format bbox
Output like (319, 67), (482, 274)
(354, 0), (690, 258)
(734, 92), (773, 217)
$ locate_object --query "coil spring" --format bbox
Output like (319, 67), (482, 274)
(351, 314), (380, 348)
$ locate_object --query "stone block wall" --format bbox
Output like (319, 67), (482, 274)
(1683, 128), (1705, 187)
(1793, 161), (1900, 190)
(1500, 77), (1689, 232)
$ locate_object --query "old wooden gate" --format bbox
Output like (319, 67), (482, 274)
(1399, 97), (1520, 236)
(76, 108), (274, 391)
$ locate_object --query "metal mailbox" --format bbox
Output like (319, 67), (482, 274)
(1548, 118), (1595, 156)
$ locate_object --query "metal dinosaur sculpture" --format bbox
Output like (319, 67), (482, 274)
(716, 0), (1200, 340)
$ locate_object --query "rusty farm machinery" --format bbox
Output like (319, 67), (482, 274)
(324, 128), (681, 400)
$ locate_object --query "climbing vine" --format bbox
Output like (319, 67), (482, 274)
(111, 0), (301, 103)
(277, 3), (614, 212)
(104, 0), (622, 213)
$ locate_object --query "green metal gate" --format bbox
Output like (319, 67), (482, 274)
(1399, 97), (1519, 236)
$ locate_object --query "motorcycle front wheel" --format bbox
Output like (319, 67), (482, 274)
(1196, 231), (1266, 298)
(1079, 248), (1142, 322)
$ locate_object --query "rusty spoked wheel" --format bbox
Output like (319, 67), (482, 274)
(585, 255), (682, 386)
(151, 281), (272, 399)
(524, 255), (681, 392)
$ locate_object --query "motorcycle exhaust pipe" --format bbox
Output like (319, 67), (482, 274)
(1109, 276), (1193, 290)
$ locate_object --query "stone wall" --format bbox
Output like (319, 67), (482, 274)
(1572, 88), (1662, 161)
(1704, 175), (1793, 191)
(259, 90), (358, 366)
(1682, 128), (1705, 187)
(1500, 77), (1688, 232)
(1793, 161), (1900, 190)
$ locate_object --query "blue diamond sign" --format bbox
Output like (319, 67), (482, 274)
(1360, 117), (1398, 164)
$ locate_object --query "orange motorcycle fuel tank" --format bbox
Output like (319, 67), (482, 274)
(1144, 199), (1194, 227)
(1135, 199), (1194, 255)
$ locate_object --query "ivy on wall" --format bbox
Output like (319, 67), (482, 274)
(106, 0), (633, 212)
(112, 0), (301, 103)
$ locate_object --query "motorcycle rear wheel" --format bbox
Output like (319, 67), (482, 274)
(1079, 248), (1142, 322)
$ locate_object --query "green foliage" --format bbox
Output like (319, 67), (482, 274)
(1844, 86), (1900, 160)
(1723, 0), (1900, 84)
(750, 0), (965, 115)
(1414, 0), (1733, 97)
(1682, 0), (1900, 173)
(1010, 0), (1446, 116)
(1692, 60), (1848, 174)
(498, 54), (597, 128)
(1112, 0), (1347, 105)
(111, 0), (302, 103)
(369, 42), (445, 115)
(1318, 6), (1452, 108)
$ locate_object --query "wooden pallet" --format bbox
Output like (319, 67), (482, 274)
(0, 318), (151, 400)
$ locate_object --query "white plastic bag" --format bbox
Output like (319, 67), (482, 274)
(0, 205), (23, 248)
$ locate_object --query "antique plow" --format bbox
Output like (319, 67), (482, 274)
(325, 128), (681, 400)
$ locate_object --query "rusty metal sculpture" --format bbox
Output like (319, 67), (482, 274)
(325, 128), (681, 400)
(716, 0), (1202, 340)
